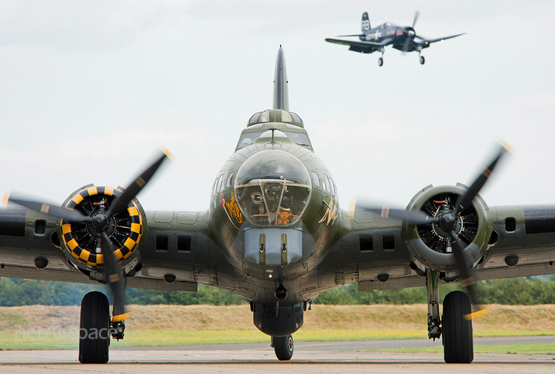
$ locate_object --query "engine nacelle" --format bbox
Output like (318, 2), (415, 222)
(403, 184), (492, 272)
(57, 184), (146, 271)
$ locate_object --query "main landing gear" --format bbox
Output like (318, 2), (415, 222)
(79, 291), (126, 364)
(426, 269), (474, 363)
(443, 291), (473, 363)
(418, 46), (425, 65)
(377, 47), (385, 67)
(271, 335), (294, 360)
(79, 292), (110, 363)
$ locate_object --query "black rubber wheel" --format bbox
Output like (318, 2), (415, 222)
(443, 290), (473, 363)
(274, 335), (294, 361)
(420, 56), (425, 65)
(378, 57), (384, 67)
(79, 291), (110, 364)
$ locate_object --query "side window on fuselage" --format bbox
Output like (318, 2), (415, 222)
(227, 173), (234, 188)
(216, 175), (224, 195)
(311, 172), (320, 188)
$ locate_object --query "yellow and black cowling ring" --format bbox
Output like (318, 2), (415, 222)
(60, 186), (143, 268)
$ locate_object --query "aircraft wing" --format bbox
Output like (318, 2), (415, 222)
(325, 38), (393, 53)
(0, 207), (255, 298)
(307, 204), (555, 298)
(415, 33), (466, 46)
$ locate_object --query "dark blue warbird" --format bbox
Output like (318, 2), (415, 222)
(326, 11), (465, 66)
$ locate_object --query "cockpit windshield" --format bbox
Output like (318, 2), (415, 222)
(237, 131), (311, 149)
(234, 150), (312, 226)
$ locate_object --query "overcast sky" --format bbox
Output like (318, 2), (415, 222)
(1, 0), (554, 213)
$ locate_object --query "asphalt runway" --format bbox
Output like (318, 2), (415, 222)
(0, 336), (553, 373)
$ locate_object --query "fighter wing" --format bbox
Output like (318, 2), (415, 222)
(325, 37), (393, 53)
(415, 33), (466, 46)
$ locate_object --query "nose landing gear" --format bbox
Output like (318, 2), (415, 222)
(271, 335), (294, 361)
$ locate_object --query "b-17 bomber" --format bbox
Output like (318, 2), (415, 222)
(2, 46), (554, 365)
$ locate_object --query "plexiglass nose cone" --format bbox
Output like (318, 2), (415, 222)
(234, 150), (312, 226)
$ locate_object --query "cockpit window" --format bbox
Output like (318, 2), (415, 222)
(235, 150), (311, 226)
(237, 131), (311, 149)
(216, 175), (224, 195)
(226, 173), (234, 188)
(311, 172), (320, 187)
(325, 175), (333, 195)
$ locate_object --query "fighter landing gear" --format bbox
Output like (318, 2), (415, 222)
(377, 47), (385, 67)
(271, 335), (294, 360)
(418, 46), (425, 65)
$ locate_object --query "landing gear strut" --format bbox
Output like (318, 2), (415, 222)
(378, 47), (385, 67)
(426, 269), (441, 340)
(418, 47), (425, 65)
(272, 335), (294, 360)
(425, 270), (474, 363)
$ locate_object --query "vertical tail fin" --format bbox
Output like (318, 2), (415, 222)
(273, 45), (289, 111)
(361, 12), (370, 32)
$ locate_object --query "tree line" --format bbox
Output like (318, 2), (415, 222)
(0, 276), (554, 307)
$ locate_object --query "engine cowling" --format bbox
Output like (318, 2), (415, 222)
(403, 184), (492, 271)
(57, 184), (146, 270)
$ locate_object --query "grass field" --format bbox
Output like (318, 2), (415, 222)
(0, 304), (554, 353)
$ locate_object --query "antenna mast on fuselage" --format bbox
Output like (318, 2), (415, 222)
(273, 45), (289, 111)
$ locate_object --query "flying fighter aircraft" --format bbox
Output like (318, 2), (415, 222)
(2, 46), (554, 365)
(325, 11), (465, 66)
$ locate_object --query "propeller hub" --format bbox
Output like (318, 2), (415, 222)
(408, 29), (415, 38)
(92, 213), (109, 231)
(438, 212), (457, 232)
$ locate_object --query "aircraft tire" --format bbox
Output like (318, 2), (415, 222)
(79, 291), (110, 364)
(274, 335), (294, 361)
(442, 290), (473, 363)
(420, 56), (425, 65)
(378, 57), (384, 67)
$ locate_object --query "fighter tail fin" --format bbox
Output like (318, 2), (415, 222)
(361, 12), (370, 32)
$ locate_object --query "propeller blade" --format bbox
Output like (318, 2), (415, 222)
(412, 10), (420, 28)
(356, 204), (439, 225)
(402, 36), (412, 53)
(100, 231), (129, 321)
(454, 144), (510, 216)
(106, 150), (171, 217)
(5, 193), (92, 223)
(449, 230), (488, 319)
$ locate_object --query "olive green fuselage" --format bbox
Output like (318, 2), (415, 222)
(208, 118), (341, 306)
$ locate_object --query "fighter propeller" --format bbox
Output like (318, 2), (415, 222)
(401, 11), (422, 53)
